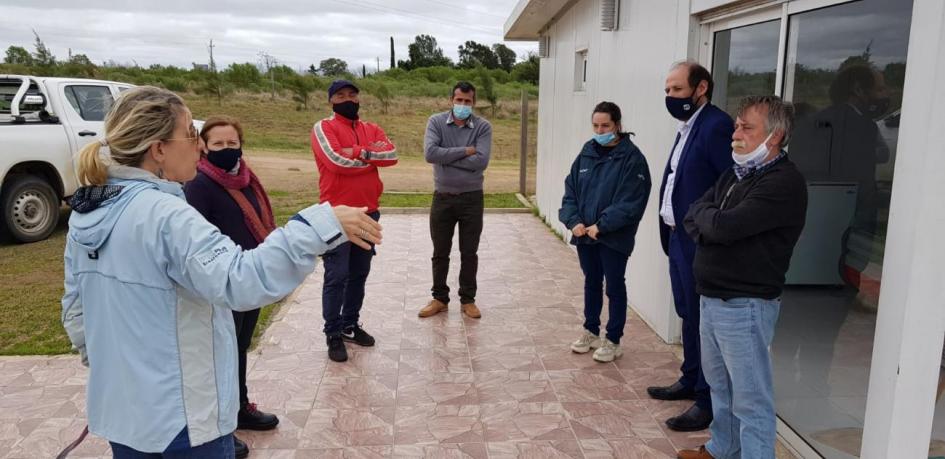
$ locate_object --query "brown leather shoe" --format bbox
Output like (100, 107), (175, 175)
(418, 299), (448, 318)
(461, 303), (481, 319)
(677, 445), (714, 459)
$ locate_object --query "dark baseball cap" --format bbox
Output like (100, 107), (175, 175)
(328, 80), (359, 100)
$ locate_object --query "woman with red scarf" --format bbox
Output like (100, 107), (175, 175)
(184, 116), (278, 459)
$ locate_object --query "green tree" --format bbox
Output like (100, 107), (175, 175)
(476, 66), (497, 117)
(31, 30), (56, 67)
(223, 62), (263, 88)
(404, 34), (453, 70)
(318, 58), (349, 77)
(4, 46), (33, 65)
(286, 74), (315, 109)
(458, 41), (498, 70)
(492, 44), (517, 72)
(374, 80), (392, 114)
(511, 52), (539, 85)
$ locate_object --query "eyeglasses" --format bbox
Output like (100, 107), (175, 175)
(164, 126), (201, 146)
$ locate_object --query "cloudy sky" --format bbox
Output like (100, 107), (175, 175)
(0, 0), (536, 72)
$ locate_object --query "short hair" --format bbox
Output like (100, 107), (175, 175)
(451, 81), (476, 100)
(200, 115), (245, 145)
(736, 95), (795, 146)
(670, 61), (715, 101)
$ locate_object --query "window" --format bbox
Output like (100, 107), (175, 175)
(711, 20), (781, 117)
(64, 85), (114, 121)
(574, 49), (588, 92)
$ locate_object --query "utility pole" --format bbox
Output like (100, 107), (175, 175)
(208, 39), (221, 104)
(390, 37), (395, 69)
(376, 56), (380, 73)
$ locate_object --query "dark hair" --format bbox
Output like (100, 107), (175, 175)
(592, 101), (633, 137)
(673, 61), (715, 102)
(451, 81), (476, 101)
(829, 64), (878, 105)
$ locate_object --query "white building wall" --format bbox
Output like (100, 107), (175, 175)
(534, 0), (697, 342)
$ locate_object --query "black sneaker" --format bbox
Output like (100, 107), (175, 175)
(341, 324), (376, 347)
(237, 402), (280, 431)
(234, 435), (249, 459)
(327, 335), (348, 362)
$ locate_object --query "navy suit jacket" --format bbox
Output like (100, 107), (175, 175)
(658, 103), (735, 257)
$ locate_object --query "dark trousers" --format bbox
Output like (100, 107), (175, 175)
(232, 309), (259, 407)
(430, 190), (484, 304)
(668, 229), (712, 410)
(110, 427), (234, 458)
(576, 244), (630, 344)
(322, 211), (379, 336)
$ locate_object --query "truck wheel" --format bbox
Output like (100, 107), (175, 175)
(0, 175), (61, 243)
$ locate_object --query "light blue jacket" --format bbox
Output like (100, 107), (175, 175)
(61, 166), (345, 452)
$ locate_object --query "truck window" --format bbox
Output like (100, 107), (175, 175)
(64, 85), (114, 121)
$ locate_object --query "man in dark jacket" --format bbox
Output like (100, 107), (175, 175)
(649, 61), (734, 432)
(677, 95), (807, 459)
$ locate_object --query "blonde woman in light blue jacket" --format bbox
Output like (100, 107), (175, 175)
(61, 86), (382, 458)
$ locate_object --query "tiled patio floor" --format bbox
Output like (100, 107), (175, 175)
(0, 214), (711, 458)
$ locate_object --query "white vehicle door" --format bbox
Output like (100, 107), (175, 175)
(58, 82), (114, 153)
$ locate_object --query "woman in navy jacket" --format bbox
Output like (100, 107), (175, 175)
(559, 101), (652, 363)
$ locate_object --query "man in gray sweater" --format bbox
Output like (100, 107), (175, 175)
(418, 81), (493, 319)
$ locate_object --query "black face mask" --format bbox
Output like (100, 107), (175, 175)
(863, 97), (891, 120)
(333, 101), (360, 120)
(206, 147), (242, 171)
(665, 87), (701, 121)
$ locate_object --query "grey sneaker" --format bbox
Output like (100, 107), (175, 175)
(570, 331), (602, 354)
(593, 338), (623, 362)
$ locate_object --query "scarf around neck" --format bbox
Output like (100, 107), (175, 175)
(197, 158), (276, 243)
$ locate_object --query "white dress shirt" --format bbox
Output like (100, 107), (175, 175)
(660, 104), (706, 227)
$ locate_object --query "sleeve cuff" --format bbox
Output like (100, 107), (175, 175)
(294, 202), (347, 246)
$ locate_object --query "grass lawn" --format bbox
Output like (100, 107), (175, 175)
(0, 190), (524, 355)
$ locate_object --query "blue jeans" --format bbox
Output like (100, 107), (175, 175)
(701, 295), (780, 459)
(576, 244), (629, 344)
(109, 427), (234, 458)
(322, 211), (379, 336)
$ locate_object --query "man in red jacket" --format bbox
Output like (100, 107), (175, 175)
(311, 80), (397, 362)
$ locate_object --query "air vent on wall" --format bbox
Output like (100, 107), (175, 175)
(601, 0), (619, 31)
(538, 36), (550, 58)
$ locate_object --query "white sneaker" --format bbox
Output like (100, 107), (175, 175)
(593, 338), (623, 362)
(570, 331), (602, 354)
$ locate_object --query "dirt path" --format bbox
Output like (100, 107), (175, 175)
(246, 151), (536, 194)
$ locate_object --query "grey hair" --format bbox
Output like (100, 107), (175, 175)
(736, 95), (795, 146)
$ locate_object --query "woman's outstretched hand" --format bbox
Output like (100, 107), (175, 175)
(332, 206), (382, 250)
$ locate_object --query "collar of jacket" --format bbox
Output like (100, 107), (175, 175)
(580, 135), (633, 159)
(447, 111), (477, 129)
(107, 165), (184, 199)
(330, 112), (361, 124)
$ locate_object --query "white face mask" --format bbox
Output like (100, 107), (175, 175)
(732, 132), (773, 167)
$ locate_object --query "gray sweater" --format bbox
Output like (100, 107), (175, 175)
(424, 111), (492, 193)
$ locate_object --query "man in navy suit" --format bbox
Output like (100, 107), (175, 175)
(647, 61), (734, 432)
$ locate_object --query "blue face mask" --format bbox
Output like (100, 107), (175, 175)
(593, 131), (616, 145)
(452, 104), (473, 120)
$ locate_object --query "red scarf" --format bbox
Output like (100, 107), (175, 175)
(197, 158), (276, 243)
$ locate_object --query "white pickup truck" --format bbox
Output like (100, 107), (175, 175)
(0, 75), (135, 243)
